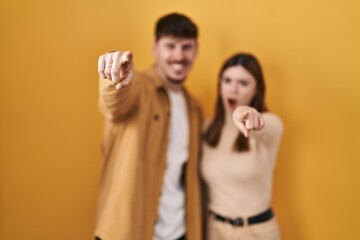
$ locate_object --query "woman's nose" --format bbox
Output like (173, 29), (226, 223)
(230, 82), (239, 93)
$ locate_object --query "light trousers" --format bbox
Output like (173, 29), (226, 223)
(207, 214), (281, 240)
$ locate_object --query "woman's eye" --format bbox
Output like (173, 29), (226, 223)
(239, 80), (248, 86)
(223, 78), (231, 84)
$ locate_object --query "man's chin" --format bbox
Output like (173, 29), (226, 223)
(167, 77), (186, 85)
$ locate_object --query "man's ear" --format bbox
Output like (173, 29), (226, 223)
(194, 41), (199, 58)
(152, 40), (157, 57)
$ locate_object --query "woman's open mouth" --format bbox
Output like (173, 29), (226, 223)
(227, 98), (238, 109)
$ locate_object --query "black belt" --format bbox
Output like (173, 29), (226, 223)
(209, 208), (274, 227)
(175, 235), (186, 240)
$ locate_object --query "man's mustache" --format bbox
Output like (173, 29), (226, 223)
(168, 60), (189, 65)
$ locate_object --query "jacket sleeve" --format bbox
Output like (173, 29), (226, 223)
(98, 72), (141, 122)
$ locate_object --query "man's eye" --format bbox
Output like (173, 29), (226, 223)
(166, 44), (175, 49)
(182, 45), (193, 50)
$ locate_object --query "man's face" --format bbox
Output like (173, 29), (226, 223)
(153, 36), (198, 85)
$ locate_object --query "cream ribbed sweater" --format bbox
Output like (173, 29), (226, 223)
(201, 113), (283, 218)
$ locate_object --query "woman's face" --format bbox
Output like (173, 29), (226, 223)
(220, 65), (257, 114)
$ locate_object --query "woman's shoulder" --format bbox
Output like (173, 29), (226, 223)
(203, 118), (213, 132)
(262, 112), (284, 133)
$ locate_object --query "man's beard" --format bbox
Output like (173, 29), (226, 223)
(167, 77), (186, 85)
(165, 60), (189, 85)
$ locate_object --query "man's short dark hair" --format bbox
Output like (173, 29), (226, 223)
(155, 13), (198, 40)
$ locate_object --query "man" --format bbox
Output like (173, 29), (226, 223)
(95, 13), (203, 240)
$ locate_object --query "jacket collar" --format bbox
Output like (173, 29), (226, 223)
(144, 65), (167, 91)
(143, 65), (195, 108)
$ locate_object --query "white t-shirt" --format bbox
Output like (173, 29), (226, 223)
(153, 89), (189, 240)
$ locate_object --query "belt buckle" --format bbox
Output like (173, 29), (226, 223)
(232, 217), (244, 226)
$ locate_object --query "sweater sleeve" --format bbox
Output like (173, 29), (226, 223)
(249, 112), (284, 145)
(98, 72), (141, 122)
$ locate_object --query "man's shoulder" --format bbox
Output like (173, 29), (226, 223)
(183, 89), (202, 110)
(133, 67), (152, 81)
(191, 96), (202, 112)
(133, 66), (163, 89)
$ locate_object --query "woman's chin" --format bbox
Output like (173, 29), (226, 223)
(224, 105), (236, 115)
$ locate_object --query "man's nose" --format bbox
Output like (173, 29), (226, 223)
(172, 47), (185, 60)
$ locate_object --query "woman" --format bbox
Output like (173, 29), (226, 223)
(201, 53), (284, 240)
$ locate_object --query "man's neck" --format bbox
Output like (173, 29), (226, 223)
(155, 66), (184, 92)
(165, 82), (182, 92)
(160, 75), (183, 92)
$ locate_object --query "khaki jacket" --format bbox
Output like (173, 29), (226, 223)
(95, 66), (203, 240)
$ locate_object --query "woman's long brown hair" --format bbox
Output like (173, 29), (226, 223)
(204, 53), (268, 151)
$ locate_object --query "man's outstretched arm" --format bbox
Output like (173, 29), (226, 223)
(98, 50), (140, 122)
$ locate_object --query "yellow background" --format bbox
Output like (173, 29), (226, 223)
(1, 0), (359, 239)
